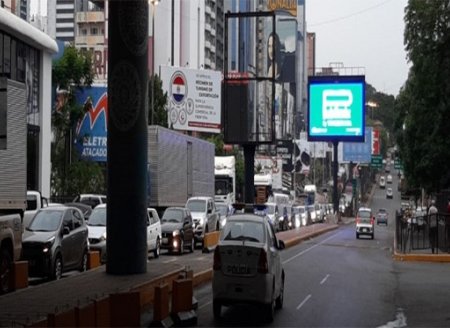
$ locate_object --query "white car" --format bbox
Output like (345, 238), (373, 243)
(87, 205), (161, 262)
(212, 213), (285, 322)
(386, 187), (393, 199)
(387, 174), (393, 184)
(293, 205), (307, 227)
(356, 207), (375, 239)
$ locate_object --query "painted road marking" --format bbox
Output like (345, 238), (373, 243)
(296, 294), (312, 310)
(320, 274), (330, 285)
(283, 232), (341, 265)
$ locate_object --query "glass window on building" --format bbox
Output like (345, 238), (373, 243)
(3, 35), (11, 77)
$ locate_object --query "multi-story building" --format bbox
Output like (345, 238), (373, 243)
(1, 0), (29, 20)
(55, 0), (75, 43)
(0, 7), (58, 198)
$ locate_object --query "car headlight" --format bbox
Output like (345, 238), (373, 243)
(43, 236), (55, 253)
(173, 229), (180, 237)
(99, 232), (107, 242)
(199, 217), (205, 226)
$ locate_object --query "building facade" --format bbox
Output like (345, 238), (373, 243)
(0, 7), (58, 198)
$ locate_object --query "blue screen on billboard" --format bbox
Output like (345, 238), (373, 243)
(308, 75), (365, 142)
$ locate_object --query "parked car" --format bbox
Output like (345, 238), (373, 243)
(185, 197), (219, 246)
(87, 205), (162, 263)
(356, 207), (375, 239)
(307, 204), (317, 223)
(292, 205), (307, 228)
(376, 208), (388, 225)
(146, 208), (162, 258)
(278, 205), (290, 231)
(212, 213), (285, 322)
(86, 204), (107, 263)
(160, 207), (195, 254)
(216, 202), (232, 229)
(73, 194), (107, 209)
(386, 187), (393, 199)
(21, 206), (89, 280)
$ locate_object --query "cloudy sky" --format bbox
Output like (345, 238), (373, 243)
(306, 0), (410, 96)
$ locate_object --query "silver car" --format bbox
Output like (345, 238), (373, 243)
(212, 213), (285, 322)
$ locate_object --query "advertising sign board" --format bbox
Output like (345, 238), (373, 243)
(160, 66), (221, 134)
(342, 127), (372, 163)
(308, 75), (365, 142)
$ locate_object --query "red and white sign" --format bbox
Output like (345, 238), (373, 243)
(372, 129), (380, 155)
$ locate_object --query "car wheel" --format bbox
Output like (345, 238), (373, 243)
(79, 249), (88, 272)
(189, 238), (194, 253)
(52, 255), (63, 280)
(154, 238), (161, 258)
(275, 274), (284, 309)
(356, 233), (359, 239)
(213, 300), (221, 319)
(371, 233), (374, 240)
(0, 248), (12, 295)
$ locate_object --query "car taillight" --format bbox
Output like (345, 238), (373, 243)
(257, 249), (269, 274)
(213, 246), (221, 271)
(370, 217), (375, 225)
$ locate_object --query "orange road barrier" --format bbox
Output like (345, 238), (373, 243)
(12, 261), (28, 290)
(75, 303), (96, 327)
(171, 279), (193, 313)
(87, 251), (100, 269)
(202, 231), (220, 253)
(110, 292), (141, 327)
(152, 284), (170, 322)
(47, 308), (76, 327)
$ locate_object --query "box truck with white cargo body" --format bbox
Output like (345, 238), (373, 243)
(214, 156), (236, 205)
(0, 78), (26, 294)
(147, 126), (215, 214)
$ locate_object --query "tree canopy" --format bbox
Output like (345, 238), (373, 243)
(394, 0), (450, 193)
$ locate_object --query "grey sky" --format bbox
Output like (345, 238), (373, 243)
(306, 0), (410, 96)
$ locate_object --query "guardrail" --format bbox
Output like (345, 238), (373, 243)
(396, 211), (450, 254)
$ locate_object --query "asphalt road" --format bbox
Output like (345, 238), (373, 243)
(191, 172), (450, 327)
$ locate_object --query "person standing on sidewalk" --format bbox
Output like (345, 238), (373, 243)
(428, 200), (438, 253)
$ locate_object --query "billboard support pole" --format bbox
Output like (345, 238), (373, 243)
(244, 144), (256, 207)
(333, 140), (340, 222)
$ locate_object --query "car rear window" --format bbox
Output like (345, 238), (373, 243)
(358, 210), (371, 219)
(223, 221), (265, 243)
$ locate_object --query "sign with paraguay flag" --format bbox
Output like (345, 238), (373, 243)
(161, 66), (221, 133)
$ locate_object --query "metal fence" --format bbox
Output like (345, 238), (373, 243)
(396, 211), (450, 254)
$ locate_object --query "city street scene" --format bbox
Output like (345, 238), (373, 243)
(1, 0), (450, 327)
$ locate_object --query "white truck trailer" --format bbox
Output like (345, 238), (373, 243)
(147, 126), (215, 213)
(214, 156), (236, 205)
(0, 78), (26, 294)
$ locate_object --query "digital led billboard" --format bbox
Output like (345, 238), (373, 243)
(307, 75), (365, 142)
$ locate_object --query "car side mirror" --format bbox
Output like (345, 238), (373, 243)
(184, 219), (190, 226)
(63, 226), (70, 235)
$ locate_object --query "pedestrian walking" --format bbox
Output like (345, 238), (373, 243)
(428, 200), (438, 253)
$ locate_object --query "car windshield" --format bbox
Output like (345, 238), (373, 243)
(88, 207), (106, 226)
(186, 200), (206, 212)
(162, 209), (184, 223)
(378, 209), (387, 214)
(28, 210), (63, 232)
(223, 220), (265, 243)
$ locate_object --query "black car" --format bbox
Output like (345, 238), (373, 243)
(21, 206), (89, 280)
(160, 207), (195, 254)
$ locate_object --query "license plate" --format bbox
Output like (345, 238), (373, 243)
(363, 228), (367, 232)
(227, 264), (250, 275)
(162, 238), (168, 244)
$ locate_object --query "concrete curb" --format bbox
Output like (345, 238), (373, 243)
(392, 236), (450, 262)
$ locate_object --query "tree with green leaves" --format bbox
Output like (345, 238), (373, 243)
(51, 46), (105, 199)
(148, 74), (168, 126)
(394, 0), (450, 193)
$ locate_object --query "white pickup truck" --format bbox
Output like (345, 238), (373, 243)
(23, 190), (48, 229)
